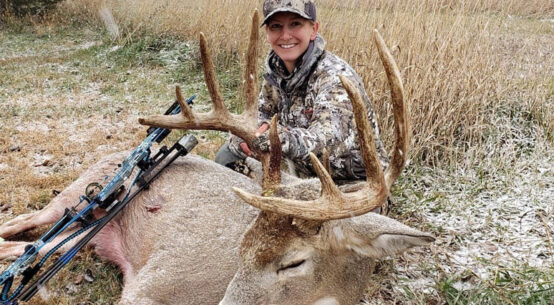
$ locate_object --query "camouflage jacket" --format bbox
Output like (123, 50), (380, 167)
(256, 34), (389, 180)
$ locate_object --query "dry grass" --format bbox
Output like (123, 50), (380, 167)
(56, 0), (554, 167)
(0, 0), (552, 304)
(0, 23), (224, 304)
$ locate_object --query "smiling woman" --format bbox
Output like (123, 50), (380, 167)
(265, 13), (319, 73)
(216, 0), (391, 188)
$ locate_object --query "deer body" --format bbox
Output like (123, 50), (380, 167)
(1, 153), (430, 305)
(0, 153), (260, 304)
(102, 154), (261, 305)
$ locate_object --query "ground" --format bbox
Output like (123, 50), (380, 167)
(0, 18), (552, 305)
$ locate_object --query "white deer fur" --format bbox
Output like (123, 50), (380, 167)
(1, 153), (432, 305)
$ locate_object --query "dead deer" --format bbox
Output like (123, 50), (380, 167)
(0, 10), (433, 305)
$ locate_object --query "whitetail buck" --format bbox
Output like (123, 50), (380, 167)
(0, 10), (433, 305)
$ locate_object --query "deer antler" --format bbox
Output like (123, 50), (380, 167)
(139, 10), (260, 152)
(139, 10), (283, 191)
(232, 30), (407, 221)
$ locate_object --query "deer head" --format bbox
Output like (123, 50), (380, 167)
(139, 10), (433, 305)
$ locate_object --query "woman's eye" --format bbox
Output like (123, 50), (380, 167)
(277, 260), (305, 273)
(269, 24), (282, 30)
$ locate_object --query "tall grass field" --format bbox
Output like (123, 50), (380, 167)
(0, 0), (552, 304)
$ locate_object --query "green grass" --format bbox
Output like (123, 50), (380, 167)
(437, 265), (554, 305)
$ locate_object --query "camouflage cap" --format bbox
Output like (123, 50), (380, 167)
(262, 0), (317, 25)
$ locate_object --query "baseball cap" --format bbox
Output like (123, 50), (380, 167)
(262, 0), (317, 25)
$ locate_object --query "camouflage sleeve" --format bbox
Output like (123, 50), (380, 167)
(257, 79), (279, 126)
(279, 75), (356, 162)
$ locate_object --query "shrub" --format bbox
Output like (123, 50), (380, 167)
(1, 0), (63, 17)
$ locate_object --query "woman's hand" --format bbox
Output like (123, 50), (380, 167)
(233, 123), (270, 156)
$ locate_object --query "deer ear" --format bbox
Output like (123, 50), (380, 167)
(356, 232), (435, 258)
(326, 213), (434, 258)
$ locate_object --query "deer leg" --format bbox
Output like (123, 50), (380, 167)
(1, 151), (131, 239)
(0, 241), (30, 260)
(0, 205), (65, 238)
(0, 226), (83, 260)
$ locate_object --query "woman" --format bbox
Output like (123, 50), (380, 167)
(216, 0), (388, 180)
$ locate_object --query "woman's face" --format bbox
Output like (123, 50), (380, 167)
(265, 12), (319, 73)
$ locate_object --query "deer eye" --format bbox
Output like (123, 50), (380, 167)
(277, 259), (306, 273)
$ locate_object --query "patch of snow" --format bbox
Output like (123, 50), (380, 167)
(15, 122), (50, 133)
(362, 139), (553, 303)
(80, 41), (98, 50)
(313, 297), (339, 305)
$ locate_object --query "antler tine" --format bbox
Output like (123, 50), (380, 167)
(176, 85), (194, 120)
(373, 30), (407, 189)
(322, 148), (330, 173)
(264, 115), (281, 190)
(232, 76), (389, 221)
(339, 75), (385, 189)
(232, 76), (388, 220)
(243, 10), (260, 121)
(308, 153), (343, 202)
(199, 32), (226, 115)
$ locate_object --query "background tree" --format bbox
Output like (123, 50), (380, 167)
(1, 0), (63, 17)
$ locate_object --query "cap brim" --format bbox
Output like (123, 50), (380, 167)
(261, 8), (313, 26)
